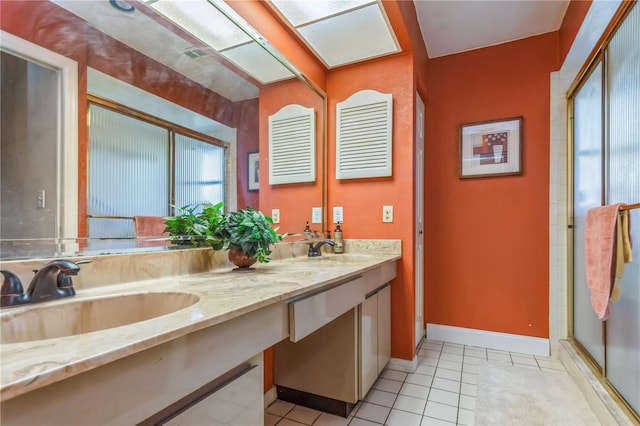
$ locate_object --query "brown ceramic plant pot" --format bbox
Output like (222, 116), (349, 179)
(228, 248), (257, 270)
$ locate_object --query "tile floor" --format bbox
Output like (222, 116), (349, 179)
(265, 340), (567, 426)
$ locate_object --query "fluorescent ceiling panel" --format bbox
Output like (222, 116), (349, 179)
(221, 42), (294, 84)
(270, 0), (375, 26)
(298, 3), (399, 67)
(51, 0), (258, 101)
(148, 0), (251, 50)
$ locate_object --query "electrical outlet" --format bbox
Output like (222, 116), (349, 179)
(271, 209), (280, 224)
(312, 207), (322, 224)
(333, 206), (343, 224)
(382, 205), (393, 223)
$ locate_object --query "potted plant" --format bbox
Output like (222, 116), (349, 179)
(164, 202), (224, 249)
(218, 207), (283, 269)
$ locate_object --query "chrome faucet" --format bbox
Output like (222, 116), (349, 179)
(308, 239), (335, 257)
(25, 259), (83, 304)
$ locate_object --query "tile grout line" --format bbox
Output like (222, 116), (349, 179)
(273, 340), (563, 425)
(375, 338), (433, 425)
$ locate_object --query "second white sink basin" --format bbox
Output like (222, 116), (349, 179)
(0, 292), (199, 344)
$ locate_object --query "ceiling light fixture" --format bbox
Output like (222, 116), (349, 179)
(143, 0), (301, 85)
(268, 0), (399, 68)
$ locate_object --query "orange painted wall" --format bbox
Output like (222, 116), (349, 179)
(424, 33), (560, 338)
(327, 53), (416, 360)
(391, 0), (430, 97)
(235, 99), (260, 210)
(257, 78), (324, 234)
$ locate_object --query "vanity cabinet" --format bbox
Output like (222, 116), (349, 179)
(156, 356), (263, 426)
(1, 249), (401, 426)
(1, 303), (286, 426)
(360, 283), (391, 397)
(274, 261), (396, 417)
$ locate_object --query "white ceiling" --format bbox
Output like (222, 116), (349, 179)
(266, 0), (570, 66)
(414, 0), (571, 58)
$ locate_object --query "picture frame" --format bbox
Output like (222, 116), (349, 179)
(247, 151), (259, 191)
(459, 116), (523, 178)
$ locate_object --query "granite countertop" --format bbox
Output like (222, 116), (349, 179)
(0, 251), (400, 402)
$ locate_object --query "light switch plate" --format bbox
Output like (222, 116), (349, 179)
(382, 205), (393, 223)
(271, 209), (280, 224)
(37, 189), (46, 209)
(312, 207), (322, 224)
(333, 206), (343, 224)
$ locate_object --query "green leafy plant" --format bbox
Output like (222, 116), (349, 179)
(164, 202), (224, 249)
(218, 207), (283, 263)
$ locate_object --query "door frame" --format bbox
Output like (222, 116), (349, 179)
(414, 92), (425, 349)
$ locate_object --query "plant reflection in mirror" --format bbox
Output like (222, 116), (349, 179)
(164, 202), (225, 249)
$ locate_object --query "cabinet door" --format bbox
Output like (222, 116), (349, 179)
(360, 295), (378, 397)
(275, 309), (359, 403)
(377, 285), (391, 373)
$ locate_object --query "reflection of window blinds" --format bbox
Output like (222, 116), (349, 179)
(269, 104), (315, 184)
(88, 104), (168, 238)
(175, 133), (225, 208)
(336, 90), (392, 179)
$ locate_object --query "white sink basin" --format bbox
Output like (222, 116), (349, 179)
(0, 292), (199, 344)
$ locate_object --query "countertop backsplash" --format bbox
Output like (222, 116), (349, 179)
(1, 239), (402, 291)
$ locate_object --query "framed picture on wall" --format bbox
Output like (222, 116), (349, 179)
(459, 117), (523, 178)
(248, 152), (260, 191)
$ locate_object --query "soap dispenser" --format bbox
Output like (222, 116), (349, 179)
(334, 222), (344, 254)
(304, 221), (312, 240)
(325, 230), (333, 253)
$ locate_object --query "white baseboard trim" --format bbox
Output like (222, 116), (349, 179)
(426, 323), (550, 356)
(387, 355), (419, 373)
(264, 386), (277, 408)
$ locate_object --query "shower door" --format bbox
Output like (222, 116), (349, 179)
(572, 62), (604, 368)
(571, 3), (640, 417)
(603, 4), (640, 414)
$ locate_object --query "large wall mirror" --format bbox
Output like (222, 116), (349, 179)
(0, 0), (325, 261)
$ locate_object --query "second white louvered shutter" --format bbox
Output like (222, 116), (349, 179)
(269, 104), (316, 184)
(336, 90), (392, 179)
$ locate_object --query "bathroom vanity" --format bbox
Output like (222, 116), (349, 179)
(275, 261), (395, 416)
(0, 241), (400, 425)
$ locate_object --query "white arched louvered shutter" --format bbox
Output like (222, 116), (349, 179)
(269, 104), (316, 184)
(336, 90), (392, 179)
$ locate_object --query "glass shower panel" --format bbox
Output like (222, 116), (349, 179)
(89, 104), (169, 237)
(174, 134), (225, 210)
(604, 3), (640, 413)
(573, 62), (605, 368)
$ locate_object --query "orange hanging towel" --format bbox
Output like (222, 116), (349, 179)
(584, 203), (623, 320)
